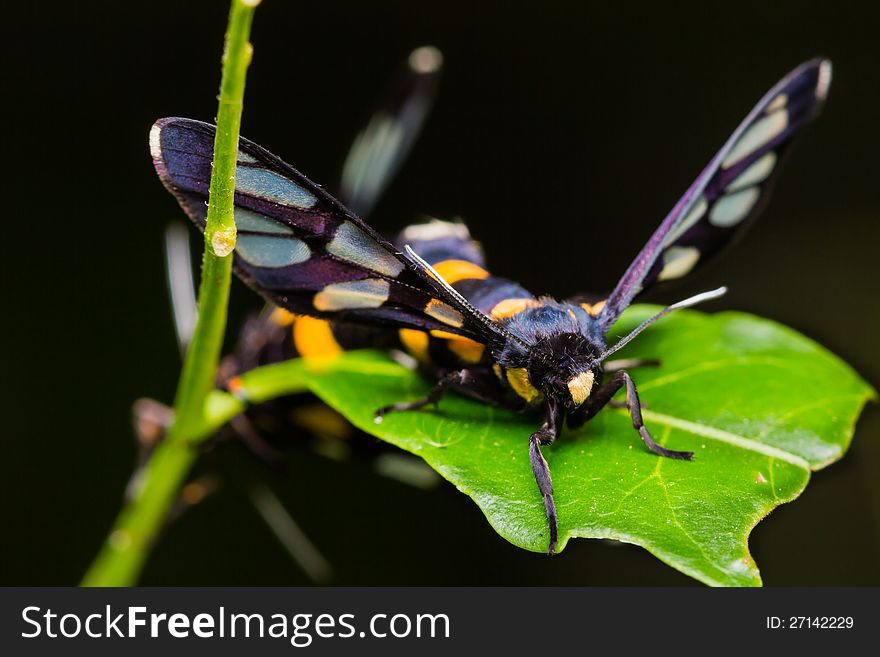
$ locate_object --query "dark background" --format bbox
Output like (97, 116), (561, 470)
(2, 0), (878, 585)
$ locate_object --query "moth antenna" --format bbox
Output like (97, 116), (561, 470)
(403, 245), (529, 350)
(599, 286), (728, 361)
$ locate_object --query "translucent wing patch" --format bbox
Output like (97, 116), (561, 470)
(151, 117), (506, 344)
(338, 46), (443, 217)
(597, 58), (831, 330)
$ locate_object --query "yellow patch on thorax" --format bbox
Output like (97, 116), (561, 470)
(490, 297), (539, 320)
(293, 316), (343, 358)
(580, 300), (606, 317)
(431, 259), (490, 284)
(506, 367), (542, 403)
(567, 370), (595, 406)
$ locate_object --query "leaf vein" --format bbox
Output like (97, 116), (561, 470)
(637, 409), (810, 469)
(636, 356), (815, 392)
(655, 462), (716, 570)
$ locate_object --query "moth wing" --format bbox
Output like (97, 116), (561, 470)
(597, 58), (831, 330)
(338, 46), (443, 218)
(151, 117), (503, 345)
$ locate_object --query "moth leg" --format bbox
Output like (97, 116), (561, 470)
(570, 371), (694, 460)
(603, 358), (660, 408)
(603, 357), (661, 373)
(567, 373), (625, 429)
(529, 400), (564, 555)
(618, 371), (693, 460)
(374, 369), (468, 420)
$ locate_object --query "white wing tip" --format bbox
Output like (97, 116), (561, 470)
(816, 59), (832, 101)
(149, 122), (163, 160)
(409, 46), (443, 74)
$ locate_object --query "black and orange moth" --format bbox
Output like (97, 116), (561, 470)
(152, 57), (831, 553)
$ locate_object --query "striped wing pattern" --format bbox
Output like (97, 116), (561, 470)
(151, 118), (498, 343)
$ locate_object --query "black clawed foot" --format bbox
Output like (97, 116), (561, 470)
(660, 447), (694, 461)
(639, 427), (694, 460)
(617, 370), (694, 461)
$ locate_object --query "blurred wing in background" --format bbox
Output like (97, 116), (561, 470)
(338, 45), (443, 218)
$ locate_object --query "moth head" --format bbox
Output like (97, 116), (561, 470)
(527, 332), (602, 410)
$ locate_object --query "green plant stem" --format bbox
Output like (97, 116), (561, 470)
(171, 1), (256, 441)
(81, 0), (260, 587)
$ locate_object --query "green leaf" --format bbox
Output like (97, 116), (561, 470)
(235, 306), (875, 586)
